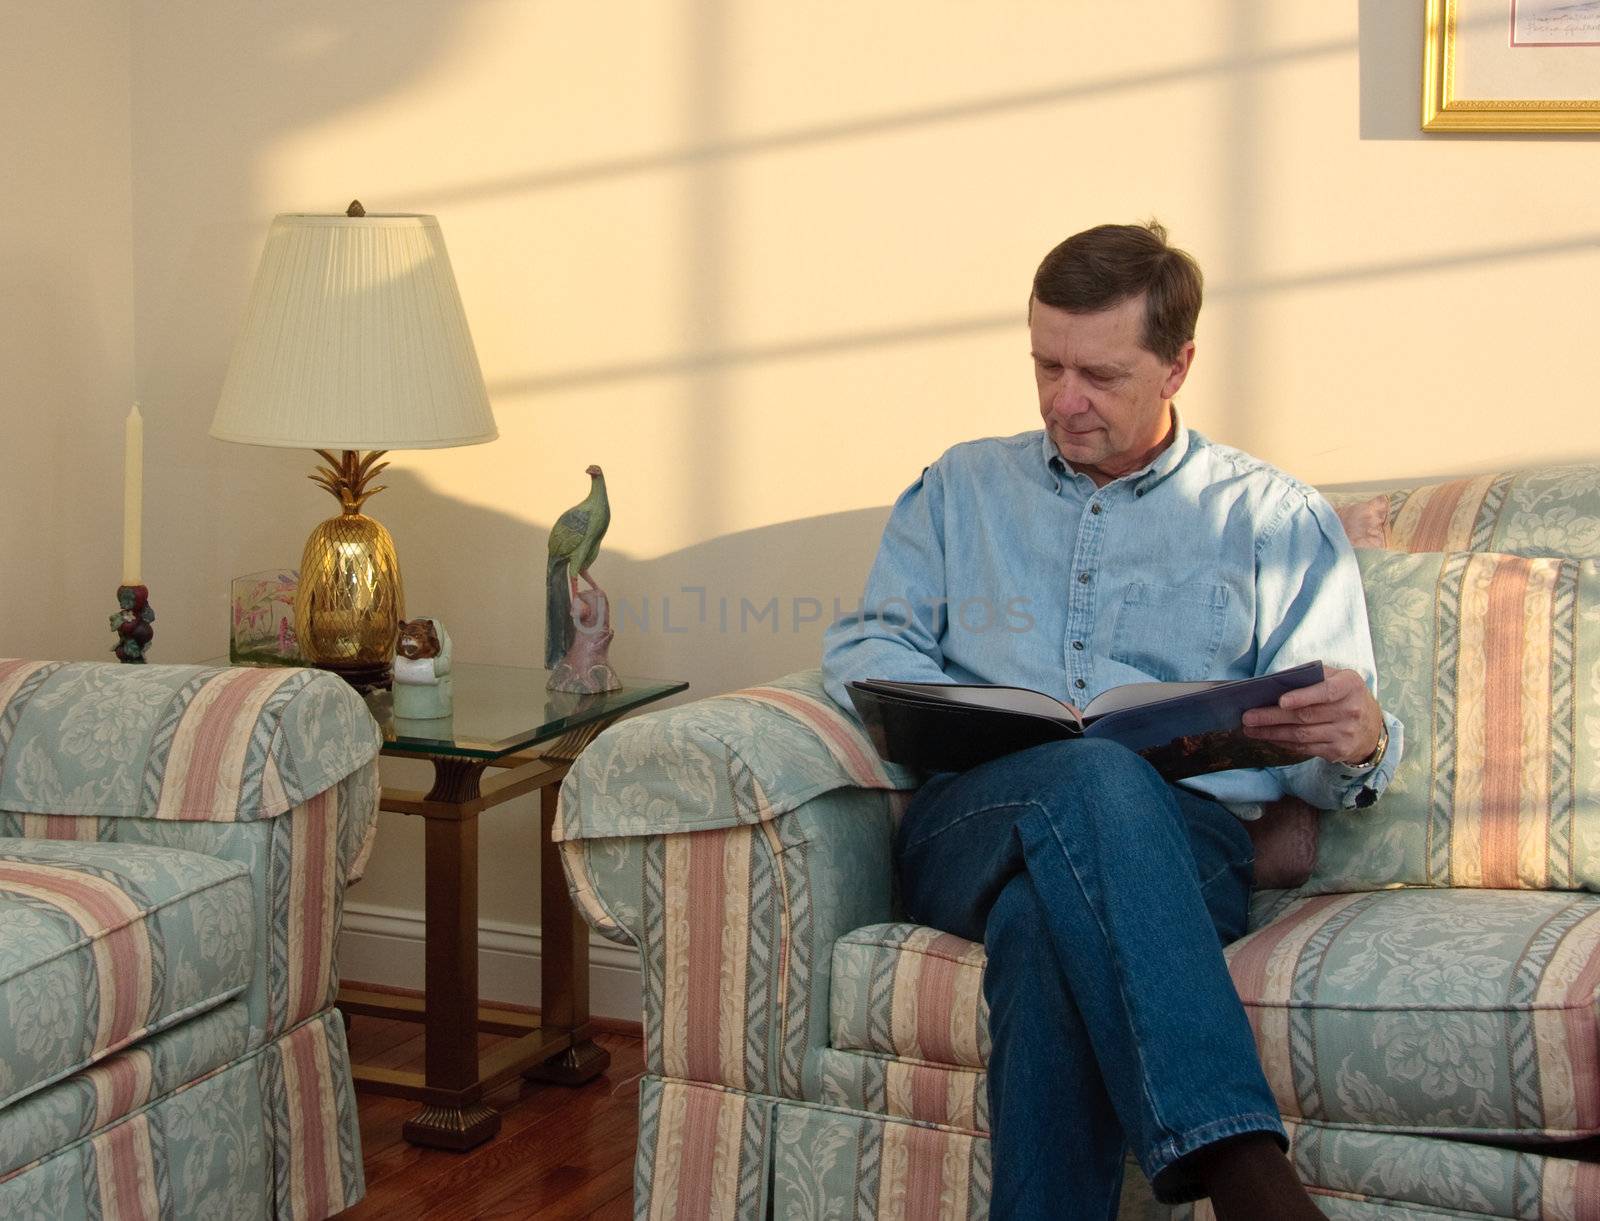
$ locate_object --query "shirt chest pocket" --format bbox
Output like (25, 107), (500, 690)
(1108, 581), (1231, 683)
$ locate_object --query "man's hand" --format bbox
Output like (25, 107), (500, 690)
(1240, 666), (1383, 766)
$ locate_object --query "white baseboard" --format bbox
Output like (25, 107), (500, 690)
(337, 901), (644, 1023)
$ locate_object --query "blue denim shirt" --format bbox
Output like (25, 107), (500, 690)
(821, 423), (1403, 812)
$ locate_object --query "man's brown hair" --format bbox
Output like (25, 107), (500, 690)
(1031, 221), (1203, 363)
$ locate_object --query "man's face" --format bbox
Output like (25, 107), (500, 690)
(1030, 294), (1194, 484)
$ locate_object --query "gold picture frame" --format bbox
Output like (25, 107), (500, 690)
(1423, 0), (1600, 131)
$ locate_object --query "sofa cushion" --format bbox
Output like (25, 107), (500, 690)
(830, 924), (989, 1069)
(1228, 888), (1600, 1140)
(0, 839), (253, 1112)
(1309, 550), (1600, 894)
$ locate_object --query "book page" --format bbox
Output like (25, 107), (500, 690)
(871, 681), (1079, 721)
(1081, 679), (1222, 719)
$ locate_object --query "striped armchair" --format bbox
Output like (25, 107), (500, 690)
(0, 661), (380, 1219)
(558, 464), (1600, 1220)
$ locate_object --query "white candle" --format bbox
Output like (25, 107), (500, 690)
(122, 404), (143, 586)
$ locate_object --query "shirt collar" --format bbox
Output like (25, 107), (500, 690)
(1040, 406), (1192, 493)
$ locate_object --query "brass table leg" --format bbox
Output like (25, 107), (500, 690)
(401, 758), (502, 1150)
(523, 782), (611, 1086)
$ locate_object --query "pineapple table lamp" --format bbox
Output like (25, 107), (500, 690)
(210, 202), (497, 691)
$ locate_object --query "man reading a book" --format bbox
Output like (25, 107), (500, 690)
(821, 221), (1401, 1221)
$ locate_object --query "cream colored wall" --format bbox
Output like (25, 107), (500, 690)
(2, 2), (135, 661)
(101, 0), (1600, 986)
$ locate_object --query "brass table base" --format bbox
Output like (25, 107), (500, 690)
(523, 1038), (613, 1087)
(402, 1102), (502, 1151)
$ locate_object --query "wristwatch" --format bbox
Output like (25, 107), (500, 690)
(1344, 720), (1389, 774)
(1347, 719), (1390, 809)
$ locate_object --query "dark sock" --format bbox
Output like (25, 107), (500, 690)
(1190, 1133), (1325, 1220)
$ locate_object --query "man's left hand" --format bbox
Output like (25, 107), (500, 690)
(1241, 666), (1383, 766)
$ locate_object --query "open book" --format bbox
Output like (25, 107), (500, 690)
(846, 661), (1324, 781)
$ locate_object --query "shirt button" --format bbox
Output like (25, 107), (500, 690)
(1072, 640), (1084, 650)
(1074, 679), (1086, 689)
(1090, 504), (1102, 515)
(1135, 488), (1145, 498)
(1078, 572), (1091, 584)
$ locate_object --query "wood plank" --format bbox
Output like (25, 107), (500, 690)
(343, 1031), (645, 1219)
(524, 1154), (635, 1219)
(422, 1103), (639, 1221)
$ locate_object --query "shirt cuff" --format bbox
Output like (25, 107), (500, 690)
(1320, 709), (1405, 810)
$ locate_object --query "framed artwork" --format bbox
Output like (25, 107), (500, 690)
(1423, 0), (1600, 130)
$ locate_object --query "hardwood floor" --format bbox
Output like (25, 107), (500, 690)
(340, 1017), (645, 1220)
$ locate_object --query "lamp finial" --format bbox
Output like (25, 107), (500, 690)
(346, 200), (366, 217)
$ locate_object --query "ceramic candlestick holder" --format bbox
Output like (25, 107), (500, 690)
(111, 584), (156, 663)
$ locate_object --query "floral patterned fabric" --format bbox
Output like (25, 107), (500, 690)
(0, 660), (380, 822)
(3, 763), (379, 1046)
(814, 1046), (989, 1134)
(633, 1076), (771, 1221)
(770, 1096), (991, 1221)
(829, 923), (990, 1069)
(639, 789), (897, 1100)
(0, 660), (372, 1219)
(1331, 494), (1392, 549)
(0, 999), (248, 1180)
(1324, 465), (1600, 559)
(0, 1009), (363, 1221)
(0, 838), (253, 1112)
(1308, 551), (1600, 894)
(1174, 1116), (1600, 1220)
(1227, 888), (1600, 1140)
(553, 668), (914, 843)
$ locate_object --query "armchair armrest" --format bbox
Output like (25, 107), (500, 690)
(557, 670), (913, 1098)
(0, 659), (379, 832)
(0, 660), (382, 1042)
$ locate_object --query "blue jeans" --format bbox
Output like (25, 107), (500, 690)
(895, 739), (1286, 1219)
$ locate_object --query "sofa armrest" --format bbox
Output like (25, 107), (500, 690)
(563, 787), (898, 1099)
(553, 668), (914, 846)
(557, 670), (912, 1098)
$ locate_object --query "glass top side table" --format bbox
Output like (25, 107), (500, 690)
(371, 662), (685, 759)
(337, 662), (687, 1150)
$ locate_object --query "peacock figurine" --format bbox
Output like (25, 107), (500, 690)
(545, 464), (612, 671)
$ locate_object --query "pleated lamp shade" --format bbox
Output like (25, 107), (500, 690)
(210, 212), (498, 450)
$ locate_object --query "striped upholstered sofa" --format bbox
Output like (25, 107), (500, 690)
(556, 465), (1600, 1219)
(0, 660), (379, 1219)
